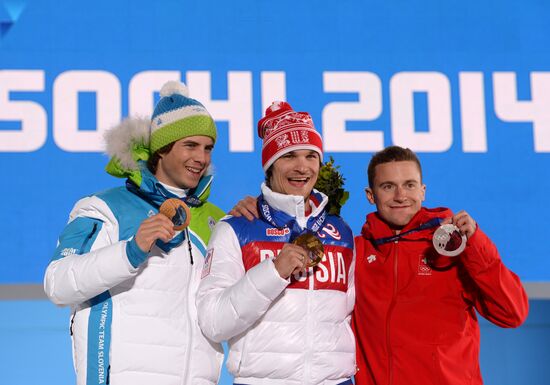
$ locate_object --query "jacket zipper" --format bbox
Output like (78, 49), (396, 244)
(304, 267), (314, 383)
(81, 222), (98, 253)
(69, 311), (76, 336)
(386, 239), (399, 385)
(185, 228), (194, 265)
(182, 236), (194, 383)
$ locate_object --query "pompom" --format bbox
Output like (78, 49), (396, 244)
(160, 81), (189, 98)
(268, 101), (284, 113)
(104, 117), (151, 170)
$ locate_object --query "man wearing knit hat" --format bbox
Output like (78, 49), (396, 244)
(197, 101), (356, 385)
(44, 81), (224, 385)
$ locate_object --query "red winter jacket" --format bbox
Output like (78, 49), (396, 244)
(352, 207), (528, 385)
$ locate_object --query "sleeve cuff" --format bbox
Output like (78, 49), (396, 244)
(126, 237), (149, 268)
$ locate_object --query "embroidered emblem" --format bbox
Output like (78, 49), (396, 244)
(201, 248), (214, 278)
(208, 216), (216, 231)
(266, 227), (290, 236)
(418, 255), (432, 276)
(367, 254), (376, 263)
(318, 223), (341, 240)
(60, 248), (78, 257)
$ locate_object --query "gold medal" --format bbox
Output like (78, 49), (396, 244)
(159, 198), (191, 231)
(292, 232), (324, 267)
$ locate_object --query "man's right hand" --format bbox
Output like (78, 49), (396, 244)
(135, 214), (176, 252)
(228, 196), (259, 221)
(273, 243), (308, 279)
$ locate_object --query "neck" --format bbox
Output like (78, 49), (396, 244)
(158, 181), (189, 198)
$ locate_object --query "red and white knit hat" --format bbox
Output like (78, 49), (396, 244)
(258, 101), (323, 171)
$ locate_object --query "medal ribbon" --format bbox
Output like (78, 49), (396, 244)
(373, 217), (444, 246)
(126, 179), (202, 208)
(257, 194), (327, 241)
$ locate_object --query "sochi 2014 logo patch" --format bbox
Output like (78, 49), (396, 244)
(201, 248), (214, 278)
(418, 255), (432, 276)
(317, 223), (341, 240)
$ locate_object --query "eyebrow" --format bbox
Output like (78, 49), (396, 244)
(181, 139), (213, 146)
(378, 179), (419, 186)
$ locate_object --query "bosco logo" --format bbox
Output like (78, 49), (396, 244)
(265, 228), (290, 237)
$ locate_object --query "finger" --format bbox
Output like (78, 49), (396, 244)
(441, 216), (452, 225)
(229, 202), (256, 221)
(148, 224), (176, 239)
(228, 208), (242, 218)
(151, 227), (176, 243)
(240, 206), (256, 221)
(455, 213), (474, 230)
(452, 210), (469, 224)
(140, 220), (176, 236)
(243, 196), (260, 219)
(295, 250), (308, 272)
(142, 214), (174, 229)
(292, 255), (308, 275)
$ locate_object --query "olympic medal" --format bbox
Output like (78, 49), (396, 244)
(292, 232), (324, 267)
(159, 198), (191, 231)
(432, 224), (467, 257)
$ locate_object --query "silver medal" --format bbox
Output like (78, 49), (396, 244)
(432, 224), (467, 257)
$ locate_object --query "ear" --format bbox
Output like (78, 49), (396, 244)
(365, 187), (376, 205)
(420, 183), (426, 201)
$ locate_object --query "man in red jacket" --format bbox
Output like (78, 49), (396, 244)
(353, 145), (529, 385)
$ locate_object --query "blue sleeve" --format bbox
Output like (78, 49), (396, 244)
(126, 237), (149, 268)
(51, 217), (104, 261)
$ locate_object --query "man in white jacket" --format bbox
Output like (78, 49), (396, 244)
(44, 81), (224, 385)
(197, 101), (356, 385)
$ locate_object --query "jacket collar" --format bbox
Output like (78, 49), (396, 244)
(259, 183), (328, 231)
(127, 161), (213, 208)
(361, 207), (452, 244)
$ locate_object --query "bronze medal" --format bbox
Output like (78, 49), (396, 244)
(292, 232), (324, 267)
(159, 198), (191, 231)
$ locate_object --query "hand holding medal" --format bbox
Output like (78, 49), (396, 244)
(432, 211), (476, 257)
(292, 232), (324, 267)
(273, 234), (324, 279)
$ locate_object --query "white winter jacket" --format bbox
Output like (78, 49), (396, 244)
(197, 185), (356, 385)
(44, 173), (224, 385)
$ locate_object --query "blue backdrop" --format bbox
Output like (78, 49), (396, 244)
(1, 1), (549, 384)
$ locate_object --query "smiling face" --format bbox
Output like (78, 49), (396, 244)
(366, 160), (426, 230)
(268, 150), (320, 200)
(154, 135), (214, 189)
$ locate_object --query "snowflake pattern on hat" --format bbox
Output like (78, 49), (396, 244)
(258, 101), (323, 171)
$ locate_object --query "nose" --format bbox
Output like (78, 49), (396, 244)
(294, 157), (308, 173)
(193, 148), (207, 165)
(394, 186), (407, 201)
